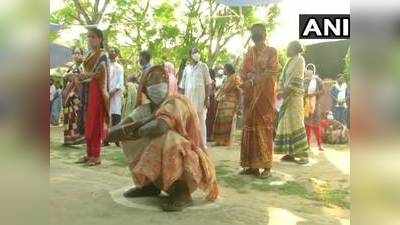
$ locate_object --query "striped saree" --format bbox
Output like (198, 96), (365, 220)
(275, 55), (309, 158)
(213, 75), (241, 146)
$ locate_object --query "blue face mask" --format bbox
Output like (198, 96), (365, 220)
(146, 82), (168, 105)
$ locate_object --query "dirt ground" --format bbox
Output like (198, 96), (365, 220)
(50, 126), (350, 225)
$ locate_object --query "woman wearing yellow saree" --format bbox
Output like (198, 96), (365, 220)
(275, 41), (309, 164)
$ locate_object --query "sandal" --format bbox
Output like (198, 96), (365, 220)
(281, 154), (296, 162)
(258, 169), (271, 179)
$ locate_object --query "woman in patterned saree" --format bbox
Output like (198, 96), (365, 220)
(76, 28), (110, 166)
(63, 47), (85, 145)
(275, 41), (309, 164)
(107, 65), (219, 211)
(240, 23), (280, 178)
(213, 63), (241, 146)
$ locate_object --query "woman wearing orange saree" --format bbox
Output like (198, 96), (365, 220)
(108, 65), (218, 211)
(240, 24), (280, 178)
(77, 28), (110, 166)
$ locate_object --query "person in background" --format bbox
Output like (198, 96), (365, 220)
(108, 65), (219, 211)
(50, 78), (56, 122)
(303, 63), (324, 151)
(51, 83), (63, 126)
(62, 47), (85, 144)
(135, 50), (153, 107)
(179, 48), (212, 149)
(331, 74), (348, 126)
(164, 61), (178, 95)
(104, 47), (125, 146)
(240, 23), (280, 178)
(213, 63), (241, 146)
(320, 111), (349, 144)
(215, 68), (226, 89)
(275, 40), (309, 164)
(76, 28), (110, 166)
(121, 76), (138, 119)
(346, 85), (350, 129)
(206, 68), (218, 142)
(139, 50), (152, 72)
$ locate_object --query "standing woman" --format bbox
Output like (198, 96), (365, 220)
(213, 63), (241, 146)
(206, 68), (218, 142)
(63, 48), (85, 145)
(240, 23), (280, 178)
(77, 28), (110, 166)
(275, 41), (309, 164)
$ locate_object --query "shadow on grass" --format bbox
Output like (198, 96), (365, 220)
(215, 165), (350, 209)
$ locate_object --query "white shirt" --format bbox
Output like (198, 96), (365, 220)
(50, 84), (56, 101)
(307, 76), (317, 94)
(336, 83), (347, 102)
(335, 82), (347, 108)
(109, 62), (125, 115)
(215, 75), (226, 89)
(179, 62), (211, 112)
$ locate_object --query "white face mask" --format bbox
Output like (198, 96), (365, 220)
(146, 82), (168, 105)
(191, 53), (200, 62)
(327, 113), (334, 120)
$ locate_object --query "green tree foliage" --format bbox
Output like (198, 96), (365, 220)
(50, 0), (281, 78)
(343, 47), (351, 82)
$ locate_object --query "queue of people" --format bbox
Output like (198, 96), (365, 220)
(50, 23), (350, 212)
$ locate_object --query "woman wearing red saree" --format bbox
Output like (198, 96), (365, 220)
(240, 24), (280, 178)
(77, 28), (110, 166)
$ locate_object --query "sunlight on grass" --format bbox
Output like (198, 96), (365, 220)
(215, 165), (350, 209)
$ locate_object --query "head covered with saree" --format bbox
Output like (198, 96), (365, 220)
(139, 65), (170, 106)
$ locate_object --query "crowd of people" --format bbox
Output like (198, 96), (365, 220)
(49, 24), (350, 211)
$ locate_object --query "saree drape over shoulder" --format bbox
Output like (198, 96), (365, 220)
(275, 55), (309, 158)
(121, 95), (219, 201)
(213, 75), (241, 146)
(240, 45), (279, 169)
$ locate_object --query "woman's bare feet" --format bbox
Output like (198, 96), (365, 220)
(87, 157), (101, 166)
(239, 168), (259, 176)
(258, 168), (271, 179)
(162, 181), (193, 212)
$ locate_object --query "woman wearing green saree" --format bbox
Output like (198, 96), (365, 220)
(275, 41), (309, 164)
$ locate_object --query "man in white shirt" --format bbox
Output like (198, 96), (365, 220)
(179, 48), (212, 149)
(106, 47), (125, 146)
